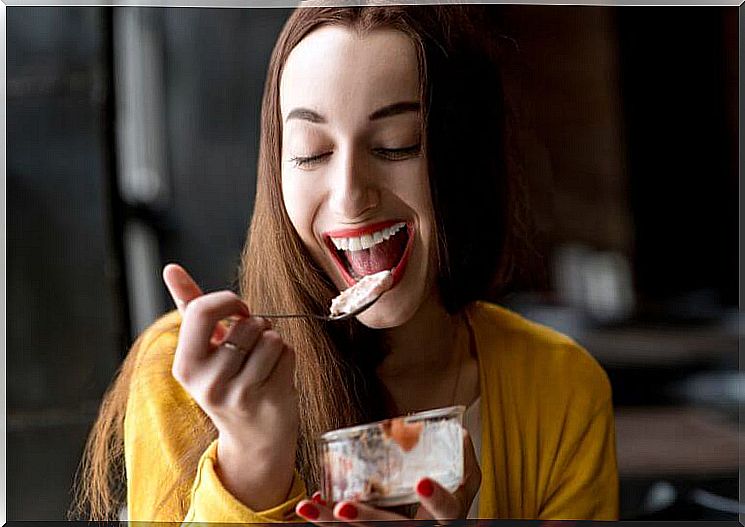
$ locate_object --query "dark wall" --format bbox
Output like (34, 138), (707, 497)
(158, 8), (290, 296)
(7, 7), (125, 519)
(618, 8), (738, 312)
(7, 7), (290, 519)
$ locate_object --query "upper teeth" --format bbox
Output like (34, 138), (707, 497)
(331, 222), (406, 251)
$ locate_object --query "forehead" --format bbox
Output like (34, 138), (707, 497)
(280, 26), (420, 120)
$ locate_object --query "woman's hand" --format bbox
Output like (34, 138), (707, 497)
(296, 430), (481, 524)
(163, 263), (299, 512)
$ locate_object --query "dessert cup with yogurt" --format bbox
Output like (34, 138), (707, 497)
(319, 406), (465, 506)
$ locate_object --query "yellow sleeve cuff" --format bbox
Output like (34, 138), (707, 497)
(184, 439), (306, 523)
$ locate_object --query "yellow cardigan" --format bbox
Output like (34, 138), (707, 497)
(124, 301), (619, 521)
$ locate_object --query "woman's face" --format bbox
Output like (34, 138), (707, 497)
(280, 26), (437, 329)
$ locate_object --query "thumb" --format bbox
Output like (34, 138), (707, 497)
(163, 263), (204, 314)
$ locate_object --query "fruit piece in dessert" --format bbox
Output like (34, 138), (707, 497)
(380, 417), (424, 452)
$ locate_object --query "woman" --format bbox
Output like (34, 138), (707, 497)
(72, 5), (618, 523)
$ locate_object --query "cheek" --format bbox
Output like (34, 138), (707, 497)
(407, 168), (438, 274)
(281, 172), (316, 238)
(395, 165), (436, 237)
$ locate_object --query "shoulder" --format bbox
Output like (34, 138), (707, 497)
(467, 301), (611, 407)
(128, 310), (187, 399)
(137, 309), (182, 351)
(133, 310), (181, 365)
(124, 310), (205, 449)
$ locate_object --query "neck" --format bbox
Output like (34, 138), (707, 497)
(377, 291), (460, 378)
(372, 295), (479, 416)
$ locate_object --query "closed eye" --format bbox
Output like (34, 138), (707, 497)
(288, 152), (332, 168)
(373, 144), (422, 161)
(288, 144), (421, 167)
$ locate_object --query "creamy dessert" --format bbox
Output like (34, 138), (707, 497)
(330, 269), (394, 317)
(320, 406), (465, 506)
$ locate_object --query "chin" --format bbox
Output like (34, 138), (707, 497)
(353, 279), (427, 329)
(356, 304), (413, 329)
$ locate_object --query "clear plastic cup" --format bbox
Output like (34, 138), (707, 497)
(319, 406), (465, 506)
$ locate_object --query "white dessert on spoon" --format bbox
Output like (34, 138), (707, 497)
(330, 269), (394, 317)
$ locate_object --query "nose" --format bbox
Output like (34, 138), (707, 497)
(328, 145), (380, 221)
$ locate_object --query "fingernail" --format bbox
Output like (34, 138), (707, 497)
(416, 478), (434, 497)
(297, 502), (319, 520)
(311, 493), (327, 506)
(336, 502), (357, 520)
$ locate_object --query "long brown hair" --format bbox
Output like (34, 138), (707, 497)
(71, 5), (523, 521)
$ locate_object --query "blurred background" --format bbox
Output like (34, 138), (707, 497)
(6, 5), (741, 521)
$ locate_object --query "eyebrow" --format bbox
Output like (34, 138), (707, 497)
(285, 101), (421, 124)
(286, 108), (325, 123)
(369, 101), (421, 121)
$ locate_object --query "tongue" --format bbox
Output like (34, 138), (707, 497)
(345, 229), (407, 277)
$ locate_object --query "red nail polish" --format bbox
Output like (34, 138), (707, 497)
(298, 502), (320, 520)
(312, 493), (327, 506)
(417, 478), (434, 497)
(337, 502), (358, 520)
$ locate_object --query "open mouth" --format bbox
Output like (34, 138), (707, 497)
(325, 220), (415, 288)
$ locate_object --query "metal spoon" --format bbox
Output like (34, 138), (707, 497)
(255, 293), (383, 322)
(221, 292), (383, 327)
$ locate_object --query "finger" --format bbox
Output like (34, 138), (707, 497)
(295, 499), (335, 522)
(416, 431), (481, 522)
(196, 317), (268, 388)
(221, 316), (271, 357)
(163, 264), (253, 343)
(333, 500), (406, 524)
(201, 317), (271, 381)
(233, 330), (287, 387)
(414, 504), (434, 520)
(444, 431), (481, 519)
(310, 491), (327, 507)
(415, 477), (460, 520)
(177, 291), (250, 363)
(163, 263), (203, 313)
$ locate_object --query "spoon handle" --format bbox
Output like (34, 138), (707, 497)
(218, 293), (381, 326)
(253, 313), (329, 320)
